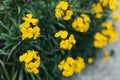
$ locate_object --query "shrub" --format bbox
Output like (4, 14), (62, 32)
(0, 0), (119, 80)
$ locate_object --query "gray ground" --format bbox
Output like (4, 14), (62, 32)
(64, 2), (120, 80)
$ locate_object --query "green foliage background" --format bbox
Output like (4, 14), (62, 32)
(0, 0), (111, 80)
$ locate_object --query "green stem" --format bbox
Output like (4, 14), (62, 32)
(0, 60), (10, 80)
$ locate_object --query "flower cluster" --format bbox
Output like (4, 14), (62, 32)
(58, 57), (85, 77)
(94, 32), (108, 48)
(101, 21), (118, 43)
(94, 21), (118, 48)
(72, 14), (90, 32)
(19, 50), (40, 74)
(55, 30), (76, 50)
(55, 1), (73, 20)
(92, 0), (118, 19)
(100, 0), (118, 10)
(20, 14), (40, 40)
(92, 3), (103, 19)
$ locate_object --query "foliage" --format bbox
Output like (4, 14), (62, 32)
(0, 0), (119, 80)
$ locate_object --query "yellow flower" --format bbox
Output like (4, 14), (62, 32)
(22, 13), (38, 25)
(101, 21), (113, 29)
(73, 57), (85, 73)
(55, 9), (64, 18)
(61, 31), (68, 39)
(58, 57), (85, 77)
(63, 10), (73, 20)
(55, 30), (76, 50)
(92, 3), (103, 13)
(95, 13), (102, 19)
(72, 14), (90, 32)
(20, 13), (40, 40)
(62, 68), (74, 77)
(109, 0), (118, 10)
(80, 14), (90, 22)
(72, 19), (77, 28)
(33, 68), (39, 74)
(66, 57), (75, 65)
(63, 16), (71, 20)
(101, 21), (118, 43)
(19, 53), (27, 62)
(92, 3), (103, 19)
(54, 30), (68, 39)
(88, 57), (94, 64)
(19, 50), (40, 74)
(100, 0), (118, 10)
(33, 26), (40, 40)
(103, 52), (110, 62)
(100, 0), (109, 7)
(59, 1), (68, 10)
(68, 34), (76, 44)
(59, 36), (76, 50)
(54, 30), (63, 38)
(60, 39), (69, 50)
(108, 30), (118, 43)
(58, 60), (65, 70)
(94, 32), (108, 48)
(111, 12), (119, 21)
(55, 1), (73, 20)
(66, 10), (73, 16)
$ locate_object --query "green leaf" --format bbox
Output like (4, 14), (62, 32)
(0, 59), (10, 80)
(7, 41), (21, 61)
(0, 49), (9, 55)
(11, 70), (18, 80)
(0, 21), (10, 33)
(30, 73), (36, 80)
(18, 69), (23, 80)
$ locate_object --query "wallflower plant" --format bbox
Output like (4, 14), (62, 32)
(0, 0), (119, 80)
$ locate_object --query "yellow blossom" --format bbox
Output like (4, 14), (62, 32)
(60, 39), (69, 50)
(111, 12), (119, 21)
(94, 32), (108, 48)
(109, 0), (118, 10)
(61, 31), (68, 39)
(58, 57), (85, 77)
(19, 50), (40, 74)
(58, 60), (65, 70)
(95, 13), (102, 19)
(100, 0), (109, 7)
(20, 13), (40, 40)
(62, 68), (74, 77)
(72, 14), (90, 32)
(54, 30), (68, 39)
(74, 57), (85, 73)
(55, 1), (73, 20)
(22, 13), (38, 25)
(68, 34), (76, 44)
(63, 10), (73, 20)
(100, 0), (118, 10)
(88, 57), (94, 64)
(101, 21), (118, 43)
(55, 9), (64, 18)
(103, 52), (110, 62)
(59, 1), (68, 10)
(92, 3), (103, 19)
(59, 35), (76, 50)
(55, 30), (76, 50)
